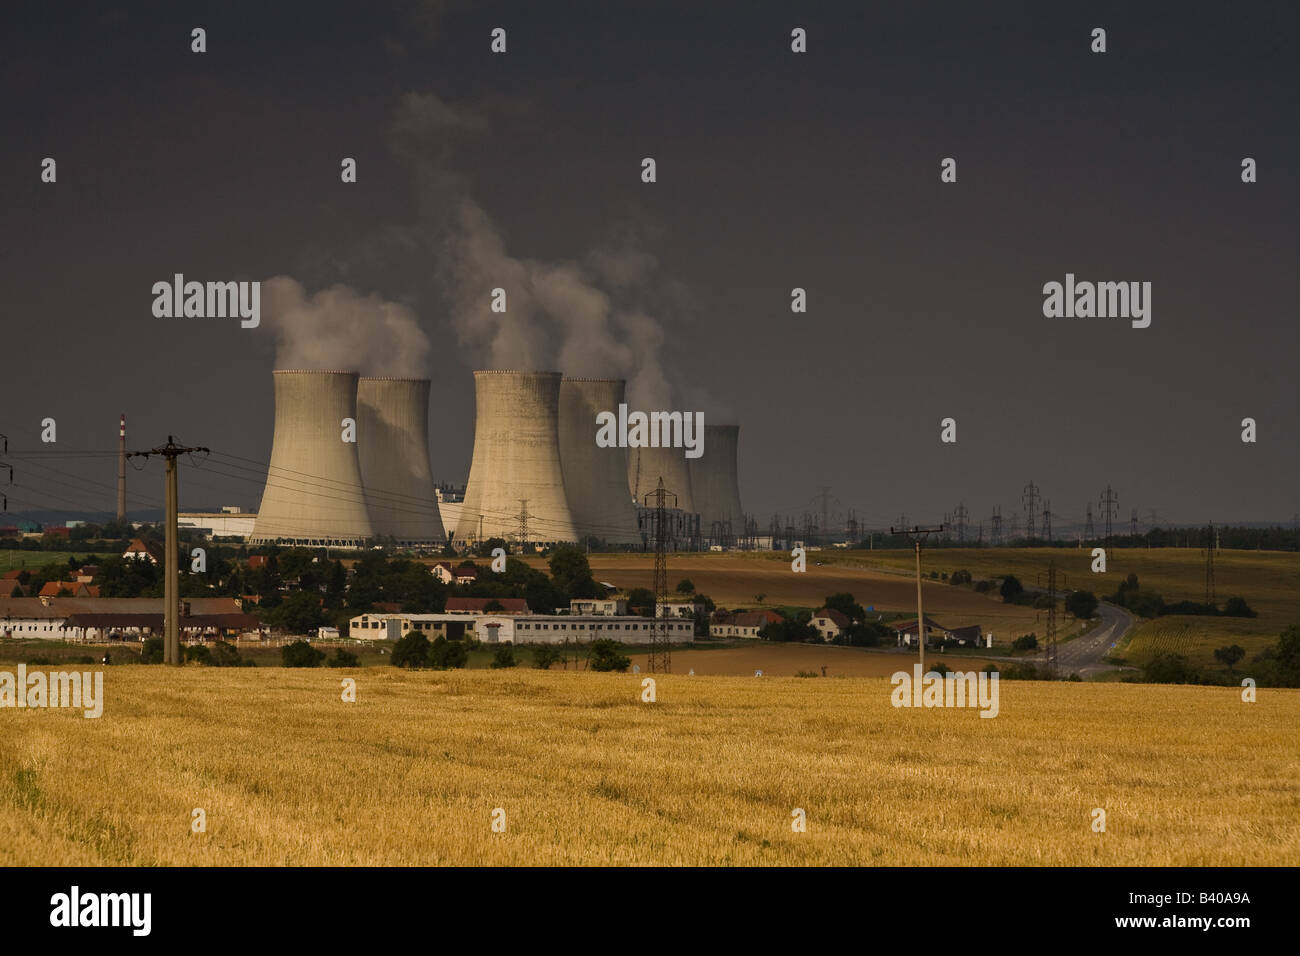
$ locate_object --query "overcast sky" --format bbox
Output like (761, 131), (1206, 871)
(1, 0), (1296, 532)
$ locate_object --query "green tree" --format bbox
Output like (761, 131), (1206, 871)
(548, 545), (598, 600)
(675, 578), (695, 594)
(1064, 590), (1099, 619)
(430, 635), (469, 669)
(1213, 645), (1245, 671)
(391, 632), (431, 669)
(588, 639), (631, 672)
(490, 645), (517, 668)
(270, 590), (327, 635)
(999, 576), (1024, 603)
(140, 636), (164, 664)
(626, 587), (656, 616)
(532, 644), (561, 669)
(1222, 596), (1256, 618)
(823, 592), (865, 623)
(281, 639), (325, 667)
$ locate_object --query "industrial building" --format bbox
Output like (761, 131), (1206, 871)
(356, 376), (446, 544)
(456, 371), (579, 545)
(558, 377), (641, 544)
(690, 424), (745, 547)
(250, 370), (375, 547)
(178, 507), (257, 540)
(349, 609), (693, 645)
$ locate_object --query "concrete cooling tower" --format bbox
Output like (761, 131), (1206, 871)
(456, 371), (579, 545)
(558, 378), (640, 544)
(356, 377), (445, 544)
(690, 424), (745, 542)
(628, 444), (695, 517)
(250, 370), (374, 547)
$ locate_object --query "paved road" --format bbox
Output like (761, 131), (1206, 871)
(1049, 602), (1136, 678)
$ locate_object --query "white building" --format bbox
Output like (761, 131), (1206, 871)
(349, 611), (692, 645)
(570, 598), (628, 616)
(178, 509), (258, 540)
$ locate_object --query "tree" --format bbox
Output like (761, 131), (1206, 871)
(1012, 633), (1038, 651)
(588, 639), (631, 672)
(329, 647), (360, 668)
(477, 537), (509, 559)
(9, 585), (21, 598)
(140, 636), (164, 664)
(823, 592), (865, 624)
(491, 645), (517, 668)
(391, 632), (431, 669)
(999, 575), (1024, 603)
(1143, 652), (1197, 684)
(1223, 596), (1256, 618)
(1213, 645), (1245, 672)
(183, 643), (213, 666)
(675, 578), (695, 594)
(483, 599), (505, 613)
(626, 587), (656, 616)
(1276, 625), (1300, 685)
(950, 569), (972, 586)
(270, 590), (326, 635)
(430, 635), (469, 669)
(548, 545), (598, 600)
(281, 639), (325, 668)
(1064, 590), (1099, 619)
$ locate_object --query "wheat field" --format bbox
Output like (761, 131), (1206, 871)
(1, 668), (1296, 866)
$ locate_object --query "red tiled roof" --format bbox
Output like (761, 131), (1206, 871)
(814, 608), (851, 628)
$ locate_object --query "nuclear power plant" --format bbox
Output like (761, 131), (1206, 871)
(250, 370), (375, 547)
(356, 376), (445, 544)
(456, 371), (578, 545)
(247, 366), (743, 551)
(691, 424), (745, 546)
(558, 378), (641, 545)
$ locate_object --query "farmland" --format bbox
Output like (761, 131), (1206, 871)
(1, 668), (1295, 866)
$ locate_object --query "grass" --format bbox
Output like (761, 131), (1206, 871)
(0, 668), (1295, 866)
(0, 550), (115, 575)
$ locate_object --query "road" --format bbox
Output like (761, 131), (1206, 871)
(1049, 601), (1135, 678)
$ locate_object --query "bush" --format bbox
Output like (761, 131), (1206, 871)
(532, 644), (561, 670)
(282, 639), (325, 668)
(1143, 652), (1198, 684)
(588, 639), (631, 672)
(1213, 645), (1245, 671)
(430, 635), (469, 670)
(676, 578), (695, 594)
(1064, 590), (1099, 619)
(329, 647), (360, 668)
(184, 643), (213, 666)
(1000, 575), (1024, 603)
(950, 569), (972, 586)
(1223, 596), (1256, 618)
(391, 631), (431, 669)
(140, 637), (164, 664)
(491, 645), (517, 669)
(210, 640), (251, 667)
(26, 655), (52, 666)
(1161, 601), (1218, 617)
(1012, 633), (1038, 651)
(973, 580), (995, 594)
(927, 661), (949, 677)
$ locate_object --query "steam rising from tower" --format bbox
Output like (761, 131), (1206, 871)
(250, 370), (374, 546)
(456, 371), (578, 545)
(558, 378), (640, 544)
(356, 377), (445, 544)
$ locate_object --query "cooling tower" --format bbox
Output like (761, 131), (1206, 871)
(356, 377), (445, 544)
(628, 444), (695, 517)
(690, 424), (745, 542)
(250, 370), (374, 547)
(456, 371), (579, 544)
(558, 378), (640, 545)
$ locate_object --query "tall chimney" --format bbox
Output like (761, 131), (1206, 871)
(117, 413), (126, 521)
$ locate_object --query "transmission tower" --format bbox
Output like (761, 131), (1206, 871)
(1203, 522), (1216, 605)
(643, 478), (676, 673)
(1022, 481), (1040, 542)
(954, 502), (969, 543)
(1130, 509), (1139, 537)
(1042, 499), (1052, 543)
(1084, 503), (1095, 541)
(1100, 484), (1119, 547)
(845, 509), (859, 544)
(515, 498), (530, 552)
(1037, 560), (1065, 679)
(991, 506), (1002, 547)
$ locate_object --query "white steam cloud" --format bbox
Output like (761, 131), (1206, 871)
(260, 276), (430, 378)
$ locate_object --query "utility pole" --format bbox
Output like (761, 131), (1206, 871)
(889, 523), (944, 674)
(1130, 508), (1138, 538)
(117, 413), (127, 521)
(1100, 484), (1119, 549)
(0, 432), (11, 514)
(816, 486), (832, 547)
(1203, 522), (1216, 605)
(1042, 499), (1052, 544)
(1022, 481), (1040, 543)
(1084, 503), (1095, 542)
(991, 506), (1002, 547)
(126, 436), (209, 666)
(515, 499), (530, 553)
(643, 478), (676, 673)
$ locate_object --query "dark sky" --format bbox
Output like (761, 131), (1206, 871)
(2, 0), (1297, 533)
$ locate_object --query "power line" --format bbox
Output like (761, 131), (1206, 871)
(1022, 481), (1040, 543)
(1100, 484), (1119, 548)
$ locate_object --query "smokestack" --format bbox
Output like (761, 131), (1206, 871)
(457, 371), (578, 545)
(690, 424), (744, 545)
(356, 377), (445, 544)
(629, 446), (695, 518)
(559, 378), (640, 545)
(250, 370), (374, 546)
(117, 413), (126, 521)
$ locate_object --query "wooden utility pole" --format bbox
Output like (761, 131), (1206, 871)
(889, 524), (944, 673)
(127, 437), (209, 665)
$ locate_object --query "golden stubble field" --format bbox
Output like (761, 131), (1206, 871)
(2, 668), (1296, 866)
